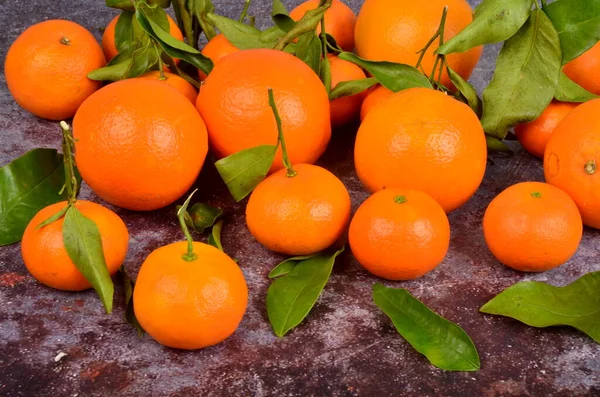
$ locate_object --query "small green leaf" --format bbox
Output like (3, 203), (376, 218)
(115, 11), (135, 53)
(296, 31), (322, 75)
(37, 205), (69, 230)
(267, 247), (344, 337)
(338, 52), (433, 92)
(271, 0), (295, 32)
(208, 13), (274, 49)
(215, 145), (277, 202)
(273, 0), (331, 50)
(447, 66), (482, 118)
(486, 136), (512, 153)
(87, 58), (133, 81)
(555, 72), (600, 102)
(176, 203), (223, 233)
(481, 9), (562, 138)
(106, 0), (135, 11)
(330, 77), (378, 100)
(480, 271), (600, 343)
(268, 254), (317, 279)
(373, 283), (480, 371)
(62, 206), (114, 314)
(119, 267), (145, 336)
(207, 220), (224, 251)
(438, 0), (534, 55)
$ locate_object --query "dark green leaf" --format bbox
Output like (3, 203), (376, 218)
(555, 71), (600, 102)
(119, 267), (145, 336)
(115, 11), (135, 53)
(125, 44), (158, 78)
(273, 0), (331, 51)
(447, 66), (482, 118)
(268, 254), (317, 279)
(207, 220), (224, 251)
(267, 247), (344, 337)
(438, 0), (534, 55)
(296, 31), (322, 75)
(0, 149), (73, 246)
(338, 52), (433, 92)
(324, 33), (343, 53)
(63, 206), (114, 314)
(271, 0), (295, 32)
(176, 203), (223, 233)
(215, 145), (277, 202)
(544, 0), (600, 64)
(187, 0), (217, 41)
(480, 271), (600, 343)
(486, 136), (512, 153)
(373, 283), (480, 371)
(106, 0), (135, 11)
(481, 10), (562, 138)
(207, 13), (273, 49)
(330, 77), (378, 100)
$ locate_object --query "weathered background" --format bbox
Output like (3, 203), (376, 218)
(1, 0), (599, 396)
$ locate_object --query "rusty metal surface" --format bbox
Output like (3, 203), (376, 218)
(1, 1), (599, 396)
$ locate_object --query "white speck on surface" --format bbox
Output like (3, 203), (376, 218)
(54, 352), (67, 362)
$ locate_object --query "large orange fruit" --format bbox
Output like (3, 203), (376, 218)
(73, 79), (208, 211)
(563, 41), (600, 95)
(138, 70), (197, 103)
(515, 101), (578, 159)
(134, 241), (248, 350)
(290, 0), (357, 52)
(483, 182), (582, 272)
(196, 49), (331, 171)
(329, 55), (367, 127)
(355, 88), (487, 213)
(544, 99), (600, 229)
(354, 0), (482, 88)
(4, 20), (105, 120)
(349, 189), (450, 280)
(199, 33), (239, 80)
(360, 84), (393, 121)
(21, 201), (129, 291)
(246, 164), (351, 255)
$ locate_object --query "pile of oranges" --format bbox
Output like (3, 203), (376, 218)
(3, 0), (599, 351)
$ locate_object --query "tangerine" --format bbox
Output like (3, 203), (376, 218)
(329, 55), (367, 127)
(199, 33), (239, 80)
(563, 41), (600, 95)
(360, 84), (393, 122)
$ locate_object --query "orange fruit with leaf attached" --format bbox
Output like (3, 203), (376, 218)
(563, 41), (600, 95)
(4, 20), (105, 120)
(246, 164), (351, 255)
(483, 182), (582, 272)
(139, 70), (197, 103)
(355, 87), (487, 213)
(196, 49), (331, 171)
(349, 188), (450, 280)
(290, 0), (357, 52)
(21, 201), (129, 291)
(545, 99), (600, 229)
(360, 84), (393, 121)
(102, 13), (183, 61)
(329, 55), (367, 127)
(354, 0), (482, 88)
(515, 101), (578, 159)
(73, 79), (208, 211)
(134, 241), (248, 350)
(199, 33), (239, 80)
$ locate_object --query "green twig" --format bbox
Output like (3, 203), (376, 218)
(177, 189), (198, 262)
(239, 0), (252, 22)
(268, 89), (296, 177)
(59, 121), (78, 205)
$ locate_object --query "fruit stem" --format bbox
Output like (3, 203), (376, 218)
(268, 88), (297, 178)
(415, 6), (447, 73)
(394, 196), (408, 204)
(154, 44), (167, 80)
(427, 7), (448, 89)
(531, 192), (542, 198)
(585, 160), (596, 175)
(320, 16), (332, 95)
(59, 121), (78, 205)
(60, 37), (71, 45)
(239, 0), (252, 22)
(177, 189), (198, 262)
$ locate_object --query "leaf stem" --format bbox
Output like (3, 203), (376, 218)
(239, 0), (252, 22)
(268, 89), (296, 177)
(177, 189), (198, 262)
(173, 0), (195, 48)
(59, 121), (78, 205)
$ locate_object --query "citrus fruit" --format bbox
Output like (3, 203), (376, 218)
(563, 41), (600, 95)
(134, 241), (248, 350)
(199, 33), (239, 80)
(515, 101), (578, 159)
(544, 99), (600, 229)
(4, 19), (105, 120)
(246, 164), (351, 255)
(196, 49), (331, 171)
(290, 0), (357, 52)
(483, 182), (582, 272)
(329, 55), (367, 127)
(354, 87), (487, 213)
(360, 84), (393, 121)
(354, 0), (482, 88)
(138, 70), (197, 103)
(73, 79), (208, 211)
(348, 189), (450, 280)
(21, 201), (129, 291)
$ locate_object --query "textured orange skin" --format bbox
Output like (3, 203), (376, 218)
(139, 71), (197, 103)
(354, 0), (482, 88)
(21, 201), (129, 291)
(544, 99), (600, 229)
(73, 79), (208, 211)
(563, 41), (600, 95)
(246, 164), (351, 255)
(196, 49), (331, 171)
(483, 182), (582, 272)
(329, 55), (367, 127)
(355, 88), (487, 213)
(290, 0), (357, 52)
(360, 84), (393, 121)
(4, 20), (105, 120)
(515, 101), (578, 159)
(134, 241), (248, 350)
(198, 33), (239, 80)
(102, 14), (183, 61)
(349, 189), (450, 280)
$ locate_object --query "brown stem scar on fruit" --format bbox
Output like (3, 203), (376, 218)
(584, 160), (596, 175)
(394, 196), (408, 204)
(60, 37), (71, 45)
(531, 192), (542, 198)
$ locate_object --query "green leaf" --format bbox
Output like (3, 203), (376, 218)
(486, 136), (512, 153)
(330, 77), (378, 100)
(119, 267), (145, 336)
(176, 203), (223, 233)
(207, 13), (274, 49)
(115, 11), (135, 53)
(215, 145), (277, 202)
(268, 254), (317, 279)
(480, 271), (600, 343)
(320, 53), (332, 95)
(555, 71), (600, 102)
(207, 219), (224, 251)
(296, 31), (322, 75)
(481, 9), (562, 138)
(267, 247), (344, 337)
(0, 149), (73, 246)
(88, 58), (133, 81)
(187, 0), (217, 41)
(544, 0), (600, 64)
(37, 205), (69, 230)
(148, 0), (170, 7)
(273, 0), (331, 50)
(260, 25), (287, 45)
(271, 0), (295, 32)
(373, 283), (480, 371)
(106, 0), (135, 11)
(447, 66), (482, 118)
(438, 0), (534, 55)
(62, 206), (114, 314)
(338, 52), (433, 92)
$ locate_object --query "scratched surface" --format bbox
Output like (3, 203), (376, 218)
(1, 1), (599, 396)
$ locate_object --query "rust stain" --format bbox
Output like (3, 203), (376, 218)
(0, 272), (27, 287)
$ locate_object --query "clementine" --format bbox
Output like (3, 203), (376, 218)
(199, 33), (239, 80)
(563, 41), (600, 95)
(360, 84), (393, 121)
(329, 55), (367, 127)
